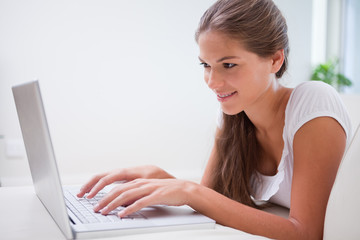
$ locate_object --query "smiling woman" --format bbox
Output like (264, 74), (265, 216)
(195, 0), (289, 209)
(76, 0), (352, 239)
(197, 31), (285, 115)
(0, 0), (350, 239)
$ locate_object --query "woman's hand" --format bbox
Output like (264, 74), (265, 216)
(93, 178), (196, 217)
(77, 165), (174, 199)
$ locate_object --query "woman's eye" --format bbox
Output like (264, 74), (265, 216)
(200, 62), (210, 68)
(223, 63), (237, 68)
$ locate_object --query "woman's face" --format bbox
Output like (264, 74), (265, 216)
(198, 31), (276, 115)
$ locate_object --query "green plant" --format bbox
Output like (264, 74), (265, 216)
(311, 59), (352, 92)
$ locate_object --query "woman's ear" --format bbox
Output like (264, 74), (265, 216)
(271, 49), (285, 74)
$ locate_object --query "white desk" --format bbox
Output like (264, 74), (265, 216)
(0, 186), (288, 240)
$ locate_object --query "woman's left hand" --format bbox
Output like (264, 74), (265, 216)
(92, 178), (195, 217)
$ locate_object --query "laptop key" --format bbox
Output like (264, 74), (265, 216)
(65, 190), (147, 224)
(107, 214), (121, 222)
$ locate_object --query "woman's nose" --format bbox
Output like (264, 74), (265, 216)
(206, 70), (224, 90)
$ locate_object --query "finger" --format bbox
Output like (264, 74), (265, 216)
(86, 173), (121, 199)
(100, 187), (149, 215)
(77, 173), (107, 198)
(93, 185), (127, 212)
(118, 195), (155, 218)
(94, 180), (145, 212)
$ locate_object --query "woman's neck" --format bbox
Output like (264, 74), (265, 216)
(244, 80), (293, 175)
(245, 81), (292, 136)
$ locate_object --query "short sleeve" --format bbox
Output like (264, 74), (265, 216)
(284, 81), (352, 148)
(250, 81), (353, 208)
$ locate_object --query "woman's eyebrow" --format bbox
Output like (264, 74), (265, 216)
(198, 56), (206, 62)
(216, 56), (240, 62)
(198, 56), (241, 63)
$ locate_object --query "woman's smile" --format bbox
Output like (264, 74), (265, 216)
(216, 91), (238, 102)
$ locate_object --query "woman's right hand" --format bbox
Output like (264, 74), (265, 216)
(76, 165), (174, 199)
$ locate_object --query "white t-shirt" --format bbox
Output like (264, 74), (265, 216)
(249, 81), (353, 208)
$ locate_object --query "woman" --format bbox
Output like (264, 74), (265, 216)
(77, 0), (352, 239)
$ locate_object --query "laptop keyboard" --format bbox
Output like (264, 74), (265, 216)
(64, 190), (146, 224)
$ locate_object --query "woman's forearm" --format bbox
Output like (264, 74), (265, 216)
(185, 182), (306, 240)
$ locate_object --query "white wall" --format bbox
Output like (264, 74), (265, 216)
(273, 0), (313, 87)
(343, 0), (360, 94)
(0, 0), (314, 186)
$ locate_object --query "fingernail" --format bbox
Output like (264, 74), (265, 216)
(93, 204), (100, 212)
(101, 206), (109, 215)
(118, 210), (125, 218)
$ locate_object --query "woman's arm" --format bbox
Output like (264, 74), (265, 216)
(191, 116), (346, 239)
(87, 117), (346, 239)
(288, 117), (346, 238)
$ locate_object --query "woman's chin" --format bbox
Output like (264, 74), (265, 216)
(221, 106), (243, 116)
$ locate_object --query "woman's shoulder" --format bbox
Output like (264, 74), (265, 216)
(286, 81), (342, 119)
(290, 81), (339, 101)
(284, 81), (351, 140)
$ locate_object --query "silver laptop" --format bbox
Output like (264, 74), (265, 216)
(12, 81), (215, 239)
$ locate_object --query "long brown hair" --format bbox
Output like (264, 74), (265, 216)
(196, 0), (289, 207)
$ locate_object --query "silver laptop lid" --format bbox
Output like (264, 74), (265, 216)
(12, 81), (73, 239)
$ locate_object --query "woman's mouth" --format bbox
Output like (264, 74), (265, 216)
(217, 91), (237, 102)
